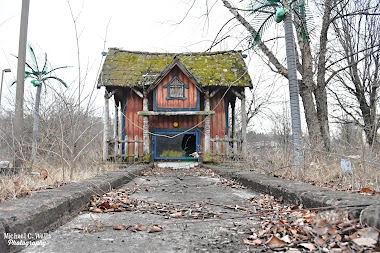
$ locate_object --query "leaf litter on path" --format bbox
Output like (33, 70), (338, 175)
(242, 194), (380, 252)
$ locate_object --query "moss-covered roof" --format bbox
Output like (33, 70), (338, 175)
(98, 48), (252, 88)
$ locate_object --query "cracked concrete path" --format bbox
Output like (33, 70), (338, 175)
(21, 167), (267, 253)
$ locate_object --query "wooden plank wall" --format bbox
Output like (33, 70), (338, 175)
(155, 66), (198, 109)
(210, 91), (226, 154)
(124, 89), (143, 157)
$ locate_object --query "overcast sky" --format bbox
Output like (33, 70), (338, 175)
(0, 0), (247, 109)
(0, 0), (291, 132)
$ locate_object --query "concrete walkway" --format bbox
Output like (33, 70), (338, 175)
(21, 167), (262, 253)
(204, 165), (380, 229)
(1, 164), (379, 253)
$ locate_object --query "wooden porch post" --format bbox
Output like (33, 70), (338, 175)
(103, 91), (110, 161)
(241, 90), (247, 156)
(118, 105), (123, 156)
(114, 103), (119, 160)
(204, 90), (211, 154)
(143, 96), (150, 160)
(231, 98), (238, 155)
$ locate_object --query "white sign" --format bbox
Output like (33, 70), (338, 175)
(340, 159), (353, 174)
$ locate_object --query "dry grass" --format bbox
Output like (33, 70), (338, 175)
(236, 145), (380, 192)
(0, 162), (122, 202)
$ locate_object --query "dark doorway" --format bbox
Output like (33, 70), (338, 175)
(182, 134), (196, 155)
(153, 131), (198, 160)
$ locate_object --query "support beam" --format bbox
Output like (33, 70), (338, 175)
(131, 87), (143, 98)
(209, 88), (221, 98)
(118, 104), (123, 156)
(103, 91), (110, 161)
(138, 110), (215, 116)
(241, 90), (247, 156)
(114, 103), (119, 160)
(231, 89), (243, 100)
(142, 96), (150, 160)
(231, 99), (238, 154)
(105, 89), (117, 99)
(204, 90), (211, 154)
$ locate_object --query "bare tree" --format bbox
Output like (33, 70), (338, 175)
(218, 0), (336, 151)
(329, 0), (380, 146)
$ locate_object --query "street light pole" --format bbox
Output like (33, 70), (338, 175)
(14, 0), (30, 167)
(0, 68), (11, 112)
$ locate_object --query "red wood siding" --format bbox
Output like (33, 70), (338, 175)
(155, 67), (198, 109)
(124, 90), (143, 156)
(150, 115), (203, 129)
(210, 91), (226, 153)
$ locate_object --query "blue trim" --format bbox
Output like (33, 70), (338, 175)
(153, 88), (200, 111)
(152, 131), (199, 160)
(163, 76), (189, 100)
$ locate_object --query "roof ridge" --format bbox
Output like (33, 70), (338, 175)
(108, 47), (242, 56)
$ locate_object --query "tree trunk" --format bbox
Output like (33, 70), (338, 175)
(221, 0), (327, 151)
(284, 13), (304, 173)
(31, 83), (42, 162)
(315, 0), (334, 151)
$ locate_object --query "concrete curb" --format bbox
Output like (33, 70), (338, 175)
(0, 164), (148, 253)
(204, 165), (380, 229)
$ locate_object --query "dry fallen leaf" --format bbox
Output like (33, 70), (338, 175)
(113, 225), (126, 230)
(147, 225), (162, 233)
(352, 237), (377, 246)
(243, 238), (262, 245)
(92, 208), (103, 213)
(134, 225), (144, 231)
(314, 237), (326, 246)
(281, 235), (291, 244)
(99, 201), (111, 209)
(360, 187), (374, 194)
(357, 227), (379, 241)
(265, 235), (287, 248)
(298, 243), (317, 251)
(286, 248), (301, 253)
(170, 212), (182, 218)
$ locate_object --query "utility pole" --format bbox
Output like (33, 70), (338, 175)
(14, 0), (30, 167)
(0, 68), (11, 113)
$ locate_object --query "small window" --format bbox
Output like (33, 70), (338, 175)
(164, 77), (188, 100)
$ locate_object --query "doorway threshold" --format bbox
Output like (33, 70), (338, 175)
(154, 162), (199, 169)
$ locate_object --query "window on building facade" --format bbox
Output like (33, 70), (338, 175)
(164, 76), (188, 100)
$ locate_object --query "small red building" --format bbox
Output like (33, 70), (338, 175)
(98, 48), (252, 162)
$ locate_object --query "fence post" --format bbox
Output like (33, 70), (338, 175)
(125, 135), (129, 162)
(134, 135), (139, 161)
(225, 135), (230, 158)
(215, 135), (220, 155)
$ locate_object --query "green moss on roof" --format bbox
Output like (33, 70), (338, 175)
(98, 48), (252, 88)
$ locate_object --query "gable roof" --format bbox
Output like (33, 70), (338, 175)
(97, 48), (252, 88)
(146, 57), (204, 93)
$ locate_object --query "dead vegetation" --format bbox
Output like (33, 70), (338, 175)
(0, 162), (119, 202)
(239, 140), (380, 194)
